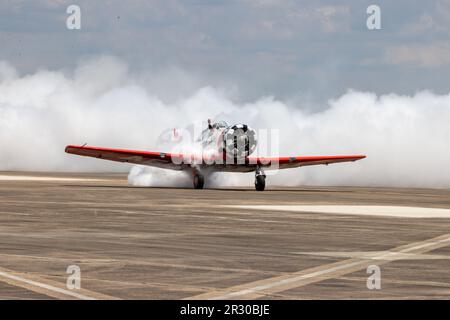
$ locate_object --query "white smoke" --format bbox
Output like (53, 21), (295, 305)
(1, 56), (450, 188)
(128, 166), (192, 188)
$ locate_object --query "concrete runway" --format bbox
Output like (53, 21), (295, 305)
(1, 171), (450, 299)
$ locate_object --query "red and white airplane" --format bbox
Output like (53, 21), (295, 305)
(65, 120), (365, 191)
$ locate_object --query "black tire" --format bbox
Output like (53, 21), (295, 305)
(193, 174), (205, 189)
(255, 175), (265, 191)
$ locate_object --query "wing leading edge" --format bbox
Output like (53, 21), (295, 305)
(65, 145), (186, 170)
(65, 145), (365, 171)
(252, 155), (366, 169)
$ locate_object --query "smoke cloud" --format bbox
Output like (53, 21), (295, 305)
(1, 56), (449, 188)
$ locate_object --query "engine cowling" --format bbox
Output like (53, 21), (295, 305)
(222, 124), (257, 159)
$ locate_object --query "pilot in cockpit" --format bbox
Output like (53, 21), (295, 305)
(199, 119), (229, 144)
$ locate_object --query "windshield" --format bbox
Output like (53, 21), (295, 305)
(216, 120), (228, 128)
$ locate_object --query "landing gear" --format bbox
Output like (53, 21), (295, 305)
(193, 171), (205, 189)
(255, 166), (266, 191)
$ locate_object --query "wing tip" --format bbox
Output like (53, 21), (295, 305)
(65, 144), (86, 154)
(351, 155), (366, 162)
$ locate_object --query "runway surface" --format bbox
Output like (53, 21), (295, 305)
(1, 171), (450, 299)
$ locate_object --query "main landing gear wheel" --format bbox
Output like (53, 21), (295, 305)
(193, 173), (205, 189)
(255, 166), (266, 191)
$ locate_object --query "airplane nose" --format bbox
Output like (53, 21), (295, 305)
(223, 124), (257, 158)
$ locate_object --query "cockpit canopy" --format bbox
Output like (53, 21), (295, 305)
(199, 120), (229, 142)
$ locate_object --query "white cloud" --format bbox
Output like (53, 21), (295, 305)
(401, 14), (437, 35)
(384, 43), (450, 67)
(314, 5), (350, 33)
(436, 0), (450, 20)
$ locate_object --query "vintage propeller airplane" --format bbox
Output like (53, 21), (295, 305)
(65, 120), (365, 191)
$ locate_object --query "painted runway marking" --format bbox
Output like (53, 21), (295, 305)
(0, 175), (108, 182)
(188, 233), (450, 300)
(0, 211), (31, 216)
(291, 251), (450, 261)
(0, 266), (118, 300)
(227, 205), (450, 218)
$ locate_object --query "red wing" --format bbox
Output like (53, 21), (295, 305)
(214, 154), (366, 172)
(249, 155), (366, 170)
(65, 145), (188, 170)
(66, 145), (365, 172)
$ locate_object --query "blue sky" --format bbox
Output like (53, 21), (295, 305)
(1, 0), (449, 102)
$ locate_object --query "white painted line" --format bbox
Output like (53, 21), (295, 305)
(0, 271), (96, 300)
(211, 260), (366, 300)
(227, 205), (450, 218)
(0, 211), (31, 216)
(292, 251), (450, 261)
(400, 237), (450, 252)
(0, 175), (107, 182)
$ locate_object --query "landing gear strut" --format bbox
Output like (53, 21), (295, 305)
(255, 166), (266, 191)
(193, 170), (205, 189)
